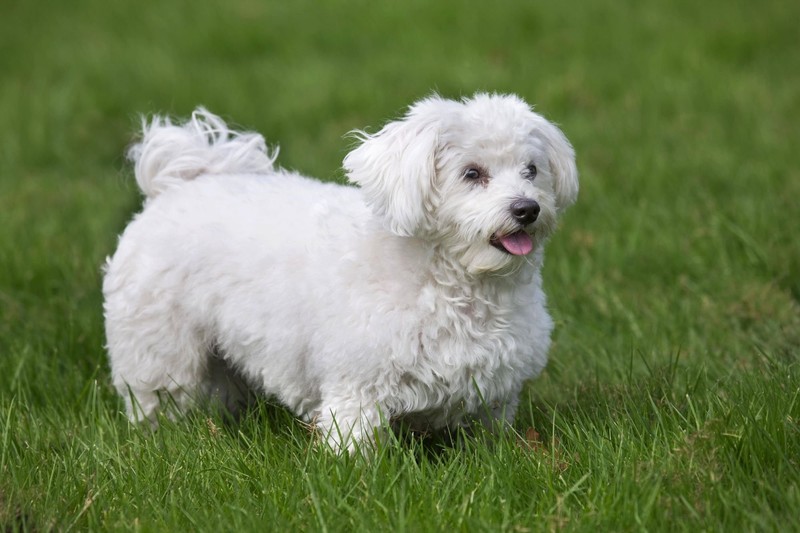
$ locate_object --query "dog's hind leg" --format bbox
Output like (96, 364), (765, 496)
(105, 301), (212, 425)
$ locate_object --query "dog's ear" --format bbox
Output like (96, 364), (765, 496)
(533, 116), (579, 210)
(344, 98), (450, 237)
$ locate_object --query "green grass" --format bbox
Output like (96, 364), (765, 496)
(2, 0), (799, 530)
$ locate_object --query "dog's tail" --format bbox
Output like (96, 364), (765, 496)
(127, 108), (278, 200)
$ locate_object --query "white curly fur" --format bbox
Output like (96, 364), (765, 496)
(103, 93), (578, 452)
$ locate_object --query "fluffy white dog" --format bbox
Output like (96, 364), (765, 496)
(103, 93), (578, 452)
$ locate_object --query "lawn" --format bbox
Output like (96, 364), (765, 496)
(1, 0), (799, 530)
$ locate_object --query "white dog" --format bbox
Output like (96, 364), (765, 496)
(103, 93), (578, 452)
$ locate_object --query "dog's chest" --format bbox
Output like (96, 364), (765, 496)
(387, 284), (536, 424)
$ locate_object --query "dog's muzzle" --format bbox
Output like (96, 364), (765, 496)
(489, 199), (540, 256)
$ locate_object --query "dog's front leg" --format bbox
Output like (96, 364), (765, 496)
(471, 395), (520, 435)
(315, 401), (386, 455)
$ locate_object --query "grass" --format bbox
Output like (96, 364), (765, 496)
(1, 0), (799, 530)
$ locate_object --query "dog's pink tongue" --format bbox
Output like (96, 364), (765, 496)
(500, 231), (533, 256)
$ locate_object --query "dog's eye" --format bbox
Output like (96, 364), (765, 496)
(464, 168), (481, 180)
(526, 164), (538, 180)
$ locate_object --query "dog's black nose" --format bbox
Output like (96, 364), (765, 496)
(510, 199), (540, 226)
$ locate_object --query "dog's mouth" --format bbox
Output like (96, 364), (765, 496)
(490, 230), (534, 256)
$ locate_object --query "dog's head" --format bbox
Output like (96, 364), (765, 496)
(344, 93), (578, 274)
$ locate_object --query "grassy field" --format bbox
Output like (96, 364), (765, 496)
(2, 0), (799, 530)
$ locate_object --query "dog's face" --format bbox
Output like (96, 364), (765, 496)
(344, 94), (578, 275)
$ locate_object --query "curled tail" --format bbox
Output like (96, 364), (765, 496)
(128, 108), (278, 200)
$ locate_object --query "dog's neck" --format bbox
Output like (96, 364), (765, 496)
(365, 226), (544, 310)
(433, 240), (540, 276)
(427, 243), (542, 303)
